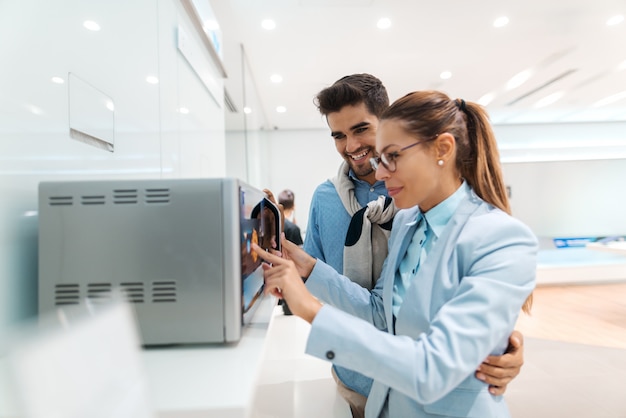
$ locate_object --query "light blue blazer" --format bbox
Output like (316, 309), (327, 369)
(305, 190), (537, 418)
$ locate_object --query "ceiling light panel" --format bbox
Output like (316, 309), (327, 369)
(506, 70), (533, 90)
(377, 18), (391, 29)
(261, 19), (276, 30)
(83, 20), (101, 31)
(493, 16), (509, 28)
(606, 14), (624, 26)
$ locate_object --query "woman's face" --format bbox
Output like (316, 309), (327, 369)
(375, 119), (450, 211)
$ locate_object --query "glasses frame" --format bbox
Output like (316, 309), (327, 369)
(370, 135), (436, 173)
(370, 137), (422, 173)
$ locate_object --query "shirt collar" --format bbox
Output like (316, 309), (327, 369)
(348, 167), (385, 187)
(406, 181), (470, 238)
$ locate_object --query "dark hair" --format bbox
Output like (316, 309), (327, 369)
(278, 189), (295, 210)
(314, 73), (389, 118)
(381, 90), (532, 313)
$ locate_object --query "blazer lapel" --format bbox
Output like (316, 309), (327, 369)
(394, 194), (484, 333)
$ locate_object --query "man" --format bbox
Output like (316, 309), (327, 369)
(303, 74), (525, 417)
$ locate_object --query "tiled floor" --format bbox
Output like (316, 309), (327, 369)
(254, 282), (626, 418)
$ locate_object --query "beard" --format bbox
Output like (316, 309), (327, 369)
(345, 155), (375, 179)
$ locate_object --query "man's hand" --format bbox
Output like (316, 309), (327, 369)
(263, 188), (285, 231)
(475, 330), (524, 395)
(280, 235), (316, 279)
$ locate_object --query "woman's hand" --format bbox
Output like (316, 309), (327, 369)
(252, 243), (322, 323)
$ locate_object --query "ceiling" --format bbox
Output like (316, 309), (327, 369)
(211, 0), (626, 131)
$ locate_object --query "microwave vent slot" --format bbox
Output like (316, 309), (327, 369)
(120, 282), (145, 303)
(152, 281), (177, 303)
(54, 284), (80, 305)
(81, 195), (105, 205)
(87, 282), (112, 303)
(48, 196), (73, 206)
(145, 188), (171, 205)
(113, 189), (138, 205)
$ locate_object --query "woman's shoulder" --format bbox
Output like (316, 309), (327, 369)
(467, 202), (537, 243)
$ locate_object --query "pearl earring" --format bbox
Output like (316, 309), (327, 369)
(437, 160), (444, 166)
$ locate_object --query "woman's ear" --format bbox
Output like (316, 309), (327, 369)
(435, 133), (455, 161)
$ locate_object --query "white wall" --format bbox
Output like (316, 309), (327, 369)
(258, 129), (343, 235)
(0, 0), (226, 338)
(504, 159), (626, 239)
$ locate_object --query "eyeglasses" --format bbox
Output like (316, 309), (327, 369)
(369, 140), (425, 173)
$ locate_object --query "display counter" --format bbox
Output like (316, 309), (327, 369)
(142, 294), (278, 418)
(587, 240), (626, 255)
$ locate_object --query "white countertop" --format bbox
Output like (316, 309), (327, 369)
(252, 306), (351, 418)
(142, 294), (278, 418)
(1, 295), (287, 418)
(586, 240), (626, 255)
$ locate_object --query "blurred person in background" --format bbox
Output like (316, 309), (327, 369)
(278, 189), (303, 246)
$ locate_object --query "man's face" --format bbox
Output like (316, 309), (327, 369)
(326, 102), (379, 184)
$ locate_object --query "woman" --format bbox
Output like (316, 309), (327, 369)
(253, 90), (536, 417)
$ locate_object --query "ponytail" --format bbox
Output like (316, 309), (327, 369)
(456, 101), (532, 313)
(455, 100), (511, 215)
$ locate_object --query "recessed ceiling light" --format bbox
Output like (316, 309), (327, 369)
(592, 91), (626, 107)
(243, 107), (252, 114)
(493, 16), (509, 28)
(178, 107), (189, 114)
(83, 20), (101, 31)
(146, 75), (159, 84)
(28, 104), (43, 115)
(270, 74), (283, 83)
(377, 18), (391, 30)
(606, 14), (624, 26)
(506, 69), (532, 90)
(262, 19), (276, 30)
(276, 106), (286, 113)
(478, 93), (495, 106)
(106, 100), (115, 111)
(440, 71), (452, 80)
(618, 60), (626, 71)
(534, 91), (564, 108)
(51, 76), (64, 84)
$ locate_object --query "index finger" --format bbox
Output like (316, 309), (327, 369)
(251, 243), (283, 264)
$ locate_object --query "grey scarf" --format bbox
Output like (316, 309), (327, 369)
(330, 161), (398, 289)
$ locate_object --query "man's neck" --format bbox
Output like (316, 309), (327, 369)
(356, 171), (378, 185)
